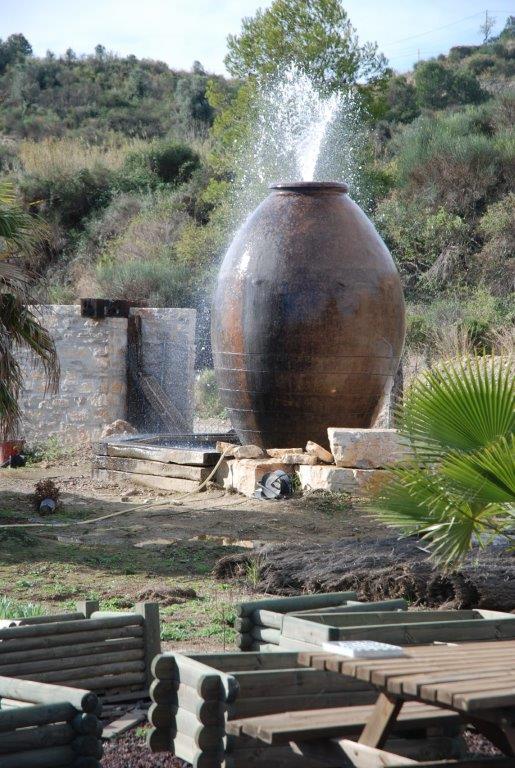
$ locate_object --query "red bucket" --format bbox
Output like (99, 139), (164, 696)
(0, 440), (25, 464)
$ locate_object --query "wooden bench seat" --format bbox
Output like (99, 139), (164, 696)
(226, 701), (460, 745)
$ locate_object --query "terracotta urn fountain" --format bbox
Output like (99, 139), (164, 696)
(211, 182), (405, 449)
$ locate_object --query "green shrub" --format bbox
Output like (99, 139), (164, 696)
(414, 61), (484, 109)
(393, 112), (506, 214)
(119, 140), (200, 191)
(195, 369), (226, 419)
(95, 257), (194, 306)
(472, 193), (515, 296)
(20, 165), (114, 229)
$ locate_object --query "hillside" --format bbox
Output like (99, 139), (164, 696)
(0, 23), (513, 374)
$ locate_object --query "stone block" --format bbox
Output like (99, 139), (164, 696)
(267, 447), (303, 457)
(280, 453), (318, 465)
(305, 440), (334, 464)
(328, 428), (412, 469)
(216, 441), (239, 457)
(233, 444), (266, 459)
(297, 464), (388, 495)
(216, 458), (294, 497)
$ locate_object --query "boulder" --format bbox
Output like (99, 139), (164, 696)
(216, 441), (239, 457)
(297, 464), (388, 495)
(328, 428), (412, 469)
(280, 453), (318, 465)
(101, 419), (137, 438)
(305, 440), (333, 464)
(233, 444), (266, 459)
(267, 447), (303, 457)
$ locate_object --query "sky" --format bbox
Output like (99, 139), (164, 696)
(1, 0), (513, 75)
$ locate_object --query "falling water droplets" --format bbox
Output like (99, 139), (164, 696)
(228, 66), (370, 228)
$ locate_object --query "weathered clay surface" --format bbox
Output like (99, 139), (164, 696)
(305, 440), (334, 464)
(212, 182), (405, 449)
(328, 428), (412, 469)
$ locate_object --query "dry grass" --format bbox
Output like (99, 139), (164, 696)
(18, 135), (147, 177)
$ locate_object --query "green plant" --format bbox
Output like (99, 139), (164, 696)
(195, 369), (226, 419)
(367, 354), (514, 566)
(27, 436), (71, 464)
(95, 257), (193, 307)
(119, 140), (200, 191)
(244, 555), (266, 588)
(224, 0), (387, 91)
(0, 181), (59, 436)
(0, 595), (45, 618)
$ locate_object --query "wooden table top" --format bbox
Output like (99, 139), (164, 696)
(298, 640), (515, 713)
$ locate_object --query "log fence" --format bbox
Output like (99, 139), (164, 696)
(0, 601), (160, 703)
(235, 592), (408, 650)
(0, 676), (103, 768)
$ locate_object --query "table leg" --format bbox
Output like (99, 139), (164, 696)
(358, 692), (404, 749)
(467, 711), (515, 757)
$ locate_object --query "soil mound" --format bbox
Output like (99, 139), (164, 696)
(214, 536), (515, 611)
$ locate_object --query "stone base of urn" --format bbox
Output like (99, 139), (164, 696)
(91, 430), (407, 498)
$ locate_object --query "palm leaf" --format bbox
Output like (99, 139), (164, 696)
(399, 355), (514, 460)
(441, 435), (515, 504)
(366, 465), (509, 565)
(0, 180), (58, 437)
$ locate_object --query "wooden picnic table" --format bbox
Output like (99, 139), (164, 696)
(298, 640), (515, 766)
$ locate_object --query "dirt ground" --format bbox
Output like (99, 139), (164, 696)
(0, 448), (384, 652)
(0, 448), (510, 766)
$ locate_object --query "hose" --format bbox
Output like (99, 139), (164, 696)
(0, 446), (238, 529)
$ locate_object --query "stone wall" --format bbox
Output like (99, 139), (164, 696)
(18, 305), (196, 443)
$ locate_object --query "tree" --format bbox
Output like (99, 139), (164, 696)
(414, 61), (484, 109)
(0, 181), (59, 436)
(0, 33), (32, 74)
(367, 355), (514, 566)
(479, 12), (496, 44)
(224, 0), (387, 92)
(385, 74), (420, 123)
(414, 61), (455, 109)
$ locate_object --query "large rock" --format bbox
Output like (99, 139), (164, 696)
(216, 458), (293, 497)
(305, 440), (334, 464)
(280, 453), (318, 465)
(297, 464), (388, 495)
(233, 444), (266, 459)
(101, 419), (137, 438)
(328, 428), (412, 469)
(267, 447), (303, 457)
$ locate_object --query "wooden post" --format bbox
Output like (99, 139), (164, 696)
(135, 602), (161, 691)
(76, 601), (99, 619)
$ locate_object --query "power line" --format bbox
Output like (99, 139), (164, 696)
(384, 9), (512, 48)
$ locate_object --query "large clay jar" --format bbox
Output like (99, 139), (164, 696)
(211, 182), (405, 449)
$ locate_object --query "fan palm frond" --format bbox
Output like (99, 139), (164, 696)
(0, 180), (59, 437)
(369, 354), (514, 567)
(400, 355), (514, 461)
(442, 435), (515, 505)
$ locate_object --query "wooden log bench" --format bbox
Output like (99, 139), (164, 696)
(147, 651), (462, 768)
(278, 609), (515, 651)
(225, 702), (460, 744)
(236, 593), (409, 651)
(0, 601), (160, 706)
(0, 675), (103, 768)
